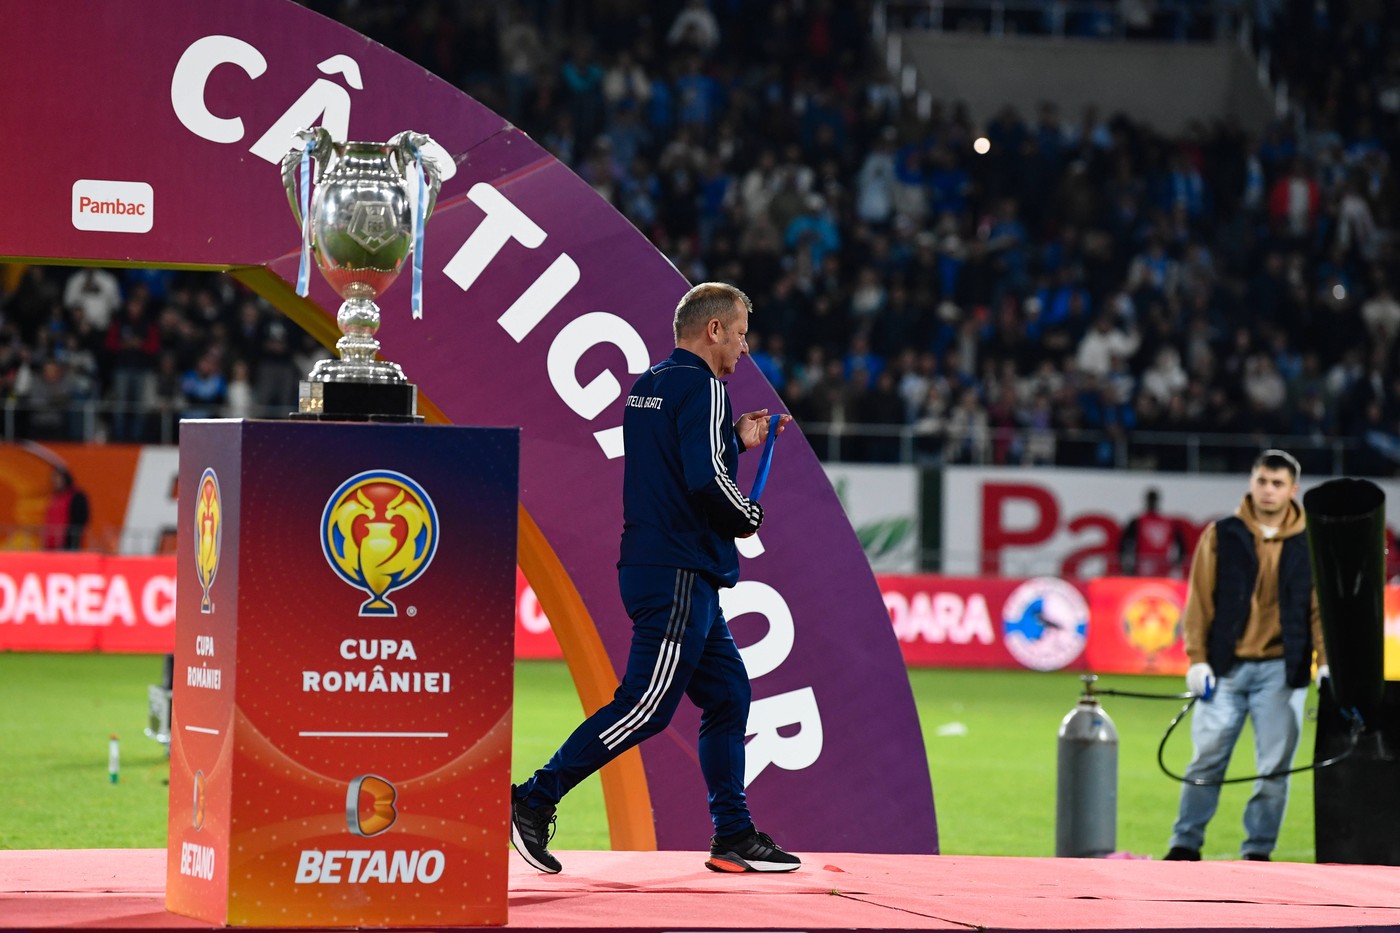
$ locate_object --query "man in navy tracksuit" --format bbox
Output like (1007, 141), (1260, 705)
(510, 282), (799, 874)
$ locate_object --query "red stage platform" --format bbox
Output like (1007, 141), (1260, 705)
(4, 848), (1400, 932)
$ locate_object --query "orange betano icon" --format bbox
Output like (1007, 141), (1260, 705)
(347, 774), (397, 837)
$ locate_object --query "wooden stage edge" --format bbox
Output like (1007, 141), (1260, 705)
(4, 848), (1400, 932)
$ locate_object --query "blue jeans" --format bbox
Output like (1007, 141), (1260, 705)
(1170, 659), (1306, 857)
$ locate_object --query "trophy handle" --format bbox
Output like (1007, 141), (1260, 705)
(280, 127), (335, 228)
(387, 131), (445, 220)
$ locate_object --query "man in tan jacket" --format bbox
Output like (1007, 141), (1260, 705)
(1164, 450), (1328, 862)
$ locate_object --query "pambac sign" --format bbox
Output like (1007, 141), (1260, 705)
(167, 421), (518, 927)
(0, 0), (935, 854)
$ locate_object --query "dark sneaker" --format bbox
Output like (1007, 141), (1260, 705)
(510, 787), (562, 873)
(1163, 846), (1201, 861)
(1242, 852), (1270, 861)
(706, 828), (801, 873)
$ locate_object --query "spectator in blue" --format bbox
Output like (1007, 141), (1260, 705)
(673, 54), (724, 139)
(1162, 149), (1209, 221)
(748, 332), (788, 391)
(843, 332), (884, 384)
(181, 351), (227, 421)
(798, 85), (846, 158)
(928, 143), (970, 218)
(784, 193), (841, 270)
(1038, 268), (1094, 329)
(986, 197), (1031, 293)
(560, 38), (605, 152)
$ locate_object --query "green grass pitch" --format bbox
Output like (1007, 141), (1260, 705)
(0, 653), (1319, 860)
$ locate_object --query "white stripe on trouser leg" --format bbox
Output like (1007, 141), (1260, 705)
(598, 578), (688, 750)
(599, 572), (693, 750)
(599, 572), (691, 748)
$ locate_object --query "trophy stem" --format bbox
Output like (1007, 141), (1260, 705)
(335, 296), (387, 367)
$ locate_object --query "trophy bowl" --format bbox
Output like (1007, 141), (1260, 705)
(281, 128), (445, 420)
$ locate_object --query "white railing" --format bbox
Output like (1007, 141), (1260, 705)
(797, 421), (1362, 475)
(873, 0), (1250, 42)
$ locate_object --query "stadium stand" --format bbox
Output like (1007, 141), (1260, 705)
(0, 0), (1395, 476)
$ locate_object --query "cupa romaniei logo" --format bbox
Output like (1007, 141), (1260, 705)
(194, 468), (222, 614)
(321, 470), (438, 617)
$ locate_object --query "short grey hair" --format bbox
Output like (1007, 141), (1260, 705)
(674, 282), (751, 342)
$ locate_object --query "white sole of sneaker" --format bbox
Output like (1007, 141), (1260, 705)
(510, 819), (562, 874)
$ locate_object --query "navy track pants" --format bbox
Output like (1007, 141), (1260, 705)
(516, 565), (753, 837)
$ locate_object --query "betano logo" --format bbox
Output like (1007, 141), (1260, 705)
(347, 773), (397, 837)
(321, 470), (438, 617)
(71, 179), (153, 233)
(295, 775), (446, 884)
(192, 769), (206, 831)
(294, 848), (445, 885)
(194, 468), (221, 613)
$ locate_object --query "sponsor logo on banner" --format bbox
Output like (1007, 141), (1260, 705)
(192, 770), (206, 831)
(321, 471), (438, 617)
(194, 469), (221, 613)
(71, 179), (154, 233)
(1120, 582), (1183, 659)
(294, 848), (446, 885)
(1001, 577), (1088, 671)
(179, 841), (216, 880)
(347, 774), (397, 837)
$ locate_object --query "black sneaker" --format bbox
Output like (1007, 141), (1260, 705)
(510, 787), (562, 873)
(1163, 846), (1201, 861)
(1242, 852), (1270, 861)
(706, 828), (801, 873)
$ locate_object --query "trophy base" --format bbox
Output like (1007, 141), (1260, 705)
(290, 380), (424, 423)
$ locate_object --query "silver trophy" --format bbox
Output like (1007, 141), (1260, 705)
(280, 127), (445, 420)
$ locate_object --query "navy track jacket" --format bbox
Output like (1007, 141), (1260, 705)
(618, 347), (763, 588)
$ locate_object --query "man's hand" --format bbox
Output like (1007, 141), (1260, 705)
(736, 409), (793, 450)
(1186, 663), (1215, 699)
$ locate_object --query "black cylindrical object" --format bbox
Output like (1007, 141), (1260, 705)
(1303, 478), (1386, 722)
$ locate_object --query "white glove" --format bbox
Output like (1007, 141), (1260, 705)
(1315, 664), (1331, 688)
(1186, 663), (1215, 699)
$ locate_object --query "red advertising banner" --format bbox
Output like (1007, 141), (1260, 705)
(0, 552), (175, 652)
(1083, 577), (1191, 676)
(514, 568), (563, 660)
(9, 560), (1388, 682)
(881, 575), (1091, 672)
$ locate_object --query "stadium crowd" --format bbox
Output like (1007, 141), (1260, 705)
(1, 0), (1397, 475)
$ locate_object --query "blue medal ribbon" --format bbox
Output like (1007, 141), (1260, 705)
(749, 414), (782, 501)
(410, 144), (426, 319)
(295, 139), (314, 298)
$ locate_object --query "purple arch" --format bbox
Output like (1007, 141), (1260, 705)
(0, 0), (936, 853)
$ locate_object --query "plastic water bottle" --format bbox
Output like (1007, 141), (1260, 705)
(108, 734), (120, 784)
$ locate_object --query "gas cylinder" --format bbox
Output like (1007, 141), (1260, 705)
(1055, 675), (1118, 857)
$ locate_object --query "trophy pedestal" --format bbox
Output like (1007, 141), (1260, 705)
(168, 420), (519, 927)
(291, 379), (424, 422)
